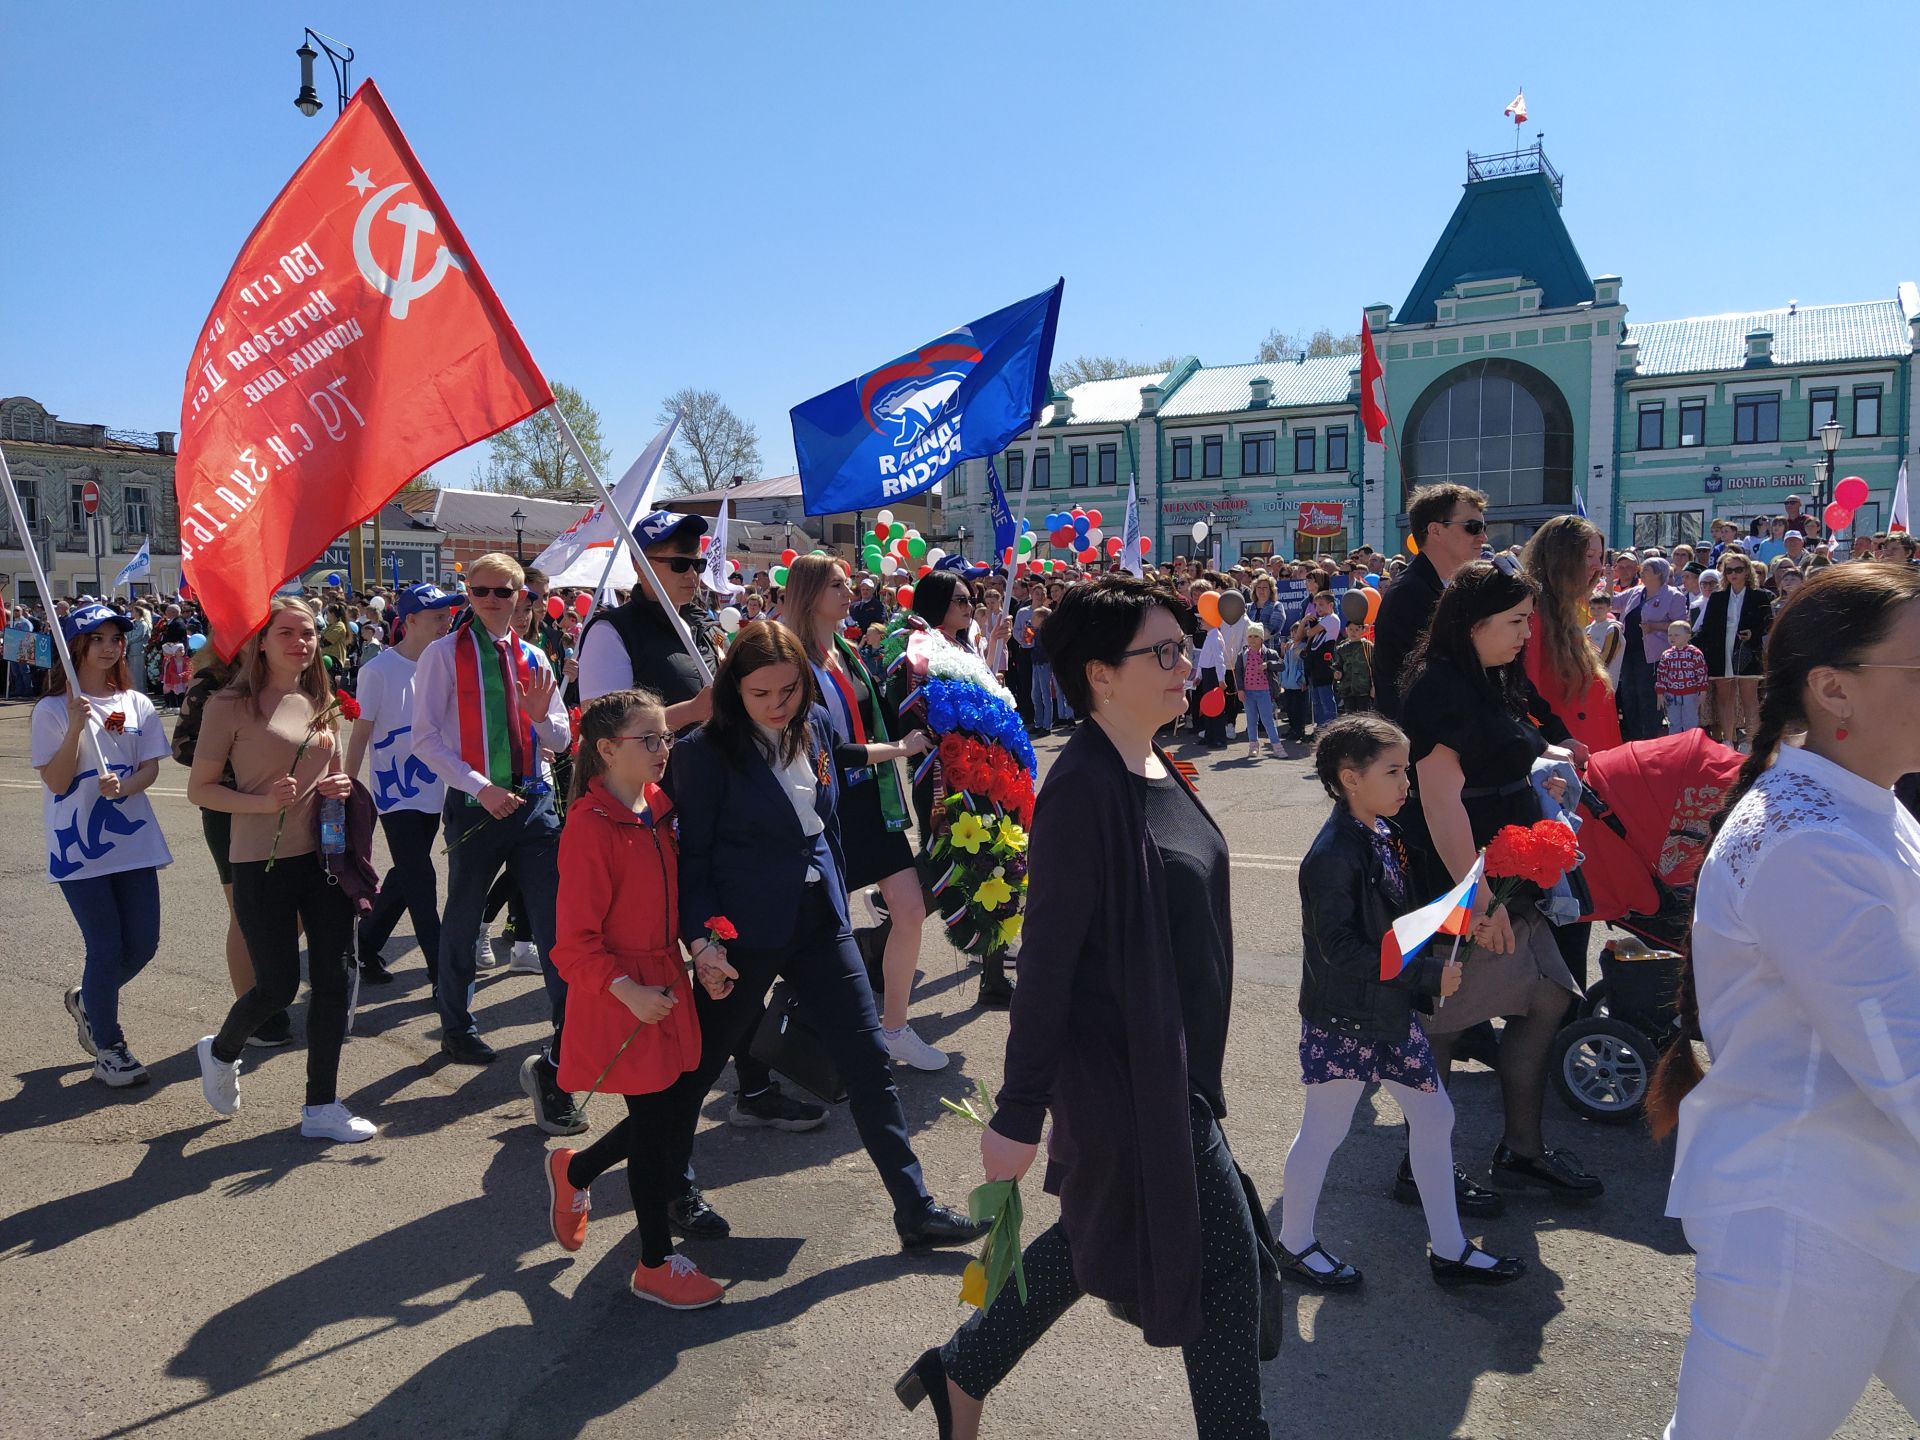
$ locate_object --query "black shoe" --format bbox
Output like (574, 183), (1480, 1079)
(245, 1011), (293, 1048)
(975, 967), (1014, 1009)
(667, 1189), (732, 1239)
(439, 1030), (497, 1066)
(1276, 1240), (1362, 1290)
(520, 1054), (588, 1136)
(895, 1347), (955, 1437)
(1394, 1156), (1506, 1217)
(898, 1202), (991, 1251)
(729, 1082), (828, 1132)
(357, 951), (395, 985)
(1490, 1143), (1604, 1204)
(1430, 1240), (1527, 1288)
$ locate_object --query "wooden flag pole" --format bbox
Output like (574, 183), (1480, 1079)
(550, 406), (713, 685)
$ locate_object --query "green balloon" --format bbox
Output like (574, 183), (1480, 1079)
(907, 536), (928, 560)
(770, 565), (789, 587)
(889, 522), (906, 541)
(863, 547), (884, 568)
(1016, 534), (1034, 554)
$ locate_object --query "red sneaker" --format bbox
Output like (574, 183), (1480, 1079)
(545, 1148), (589, 1252)
(630, 1253), (724, 1310)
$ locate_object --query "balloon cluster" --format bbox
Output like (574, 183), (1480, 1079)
(1824, 475), (1869, 536)
(1015, 508), (1149, 576)
(861, 508), (946, 580)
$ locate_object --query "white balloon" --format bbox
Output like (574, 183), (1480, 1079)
(1191, 520), (1209, 543)
(1086, 528), (1103, 545)
(925, 548), (947, 566)
(718, 606), (742, 633)
(876, 509), (895, 527)
(368, 596), (386, 612)
(906, 528), (922, 541)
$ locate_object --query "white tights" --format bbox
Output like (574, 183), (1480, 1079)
(1280, 1077), (1469, 1265)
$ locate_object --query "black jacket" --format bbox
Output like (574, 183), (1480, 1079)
(1298, 809), (1446, 1039)
(580, 592), (718, 724)
(1371, 551), (1444, 720)
(1692, 585), (1774, 678)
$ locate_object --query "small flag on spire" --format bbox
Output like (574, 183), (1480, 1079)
(1505, 89), (1528, 126)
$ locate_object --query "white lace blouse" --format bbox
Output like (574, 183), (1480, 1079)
(1668, 743), (1920, 1267)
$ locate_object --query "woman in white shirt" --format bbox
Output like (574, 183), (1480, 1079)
(1650, 563), (1920, 1438)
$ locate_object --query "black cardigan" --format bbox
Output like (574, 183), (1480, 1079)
(1298, 810), (1446, 1038)
(1692, 585), (1774, 679)
(1371, 551), (1444, 720)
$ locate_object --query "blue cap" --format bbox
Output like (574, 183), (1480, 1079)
(395, 583), (464, 619)
(634, 510), (708, 548)
(933, 553), (991, 580)
(61, 602), (133, 645)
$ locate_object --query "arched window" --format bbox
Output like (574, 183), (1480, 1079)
(1401, 359), (1574, 514)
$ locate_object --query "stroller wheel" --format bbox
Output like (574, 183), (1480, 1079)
(1551, 1017), (1658, 1125)
(1578, 980), (1612, 1021)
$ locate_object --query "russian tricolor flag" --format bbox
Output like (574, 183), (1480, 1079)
(1380, 855), (1485, 981)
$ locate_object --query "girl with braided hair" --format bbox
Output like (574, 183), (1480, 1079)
(1650, 563), (1920, 1438)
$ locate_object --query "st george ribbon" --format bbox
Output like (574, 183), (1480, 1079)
(790, 281), (1062, 517)
(174, 79), (551, 654)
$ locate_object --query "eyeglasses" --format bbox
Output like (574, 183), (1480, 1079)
(1437, 518), (1489, 536)
(467, 585), (521, 600)
(951, 596), (975, 610)
(1834, 662), (1920, 673)
(610, 731), (677, 753)
(1721, 565), (1749, 574)
(1120, 636), (1195, 671)
(656, 556), (703, 574)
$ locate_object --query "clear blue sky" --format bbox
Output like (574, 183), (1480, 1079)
(5, 0), (1917, 487)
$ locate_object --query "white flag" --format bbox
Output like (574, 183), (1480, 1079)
(702, 497), (743, 595)
(1891, 461), (1909, 536)
(530, 414), (680, 588)
(112, 538), (152, 590)
(1120, 473), (1144, 577)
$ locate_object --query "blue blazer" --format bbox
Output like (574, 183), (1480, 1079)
(666, 706), (850, 950)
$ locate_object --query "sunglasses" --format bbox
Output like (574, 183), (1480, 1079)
(1437, 518), (1489, 536)
(467, 585), (522, 600)
(609, 731), (676, 753)
(656, 556), (703, 574)
(1120, 636), (1195, 672)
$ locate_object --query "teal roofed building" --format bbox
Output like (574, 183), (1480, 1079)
(943, 141), (1918, 563)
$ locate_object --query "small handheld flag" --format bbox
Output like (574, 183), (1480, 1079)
(1574, 487), (1588, 519)
(1121, 473), (1144, 578)
(986, 457), (1016, 564)
(1381, 854), (1484, 981)
(1890, 461), (1909, 536)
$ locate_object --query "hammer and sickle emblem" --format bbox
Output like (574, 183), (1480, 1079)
(352, 182), (468, 320)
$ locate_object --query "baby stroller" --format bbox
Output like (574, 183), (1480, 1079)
(1550, 730), (1745, 1124)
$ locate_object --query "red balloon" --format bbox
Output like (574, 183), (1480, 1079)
(896, 586), (914, 606)
(918, 564), (932, 578)
(1105, 536), (1123, 555)
(1052, 527), (1074, 548)
(1138, 537), (1153, 553)
(573, 593), (593, 618)
(780, 548), (798, 566)
(545, 595), (565, 620)
(1198, 688), (1226, 717)
(1834, 475), (1870, 510)
(1825, 502), (1854, 532)
(874, 522), (889, 542)
(1086, 509), (1103, 528)
(1078, 548), (1098, 563)
(1003, 546), (1015, 565)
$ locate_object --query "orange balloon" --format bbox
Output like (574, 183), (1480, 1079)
(1363, 586), (1382, 625)
(1197, 591), (1223, 628)
(1405, 535), (1419, 556)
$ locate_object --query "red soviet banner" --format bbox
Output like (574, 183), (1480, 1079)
(1298, 501), (1346, 538)
(175, 80), (551, 654)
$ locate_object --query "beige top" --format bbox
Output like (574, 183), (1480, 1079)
(197, 689), (341, 864)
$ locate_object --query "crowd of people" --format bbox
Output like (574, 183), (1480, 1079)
(14, 481), (1920, 1438)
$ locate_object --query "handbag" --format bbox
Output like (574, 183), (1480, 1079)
(748, 980), (849, 1105)
(317, 773), (381, 913)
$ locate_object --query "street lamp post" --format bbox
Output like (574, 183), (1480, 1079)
(294, 30), (353, 118)
(511, 508), (527, 564)
(957, 524), (968, 556)
(1818, 419), (1843, 550)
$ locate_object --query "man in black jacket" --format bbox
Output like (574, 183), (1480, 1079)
(1372, 483), (1489, 721)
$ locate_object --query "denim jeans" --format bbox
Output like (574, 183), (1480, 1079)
(1030, 661), (1057, 730)
(1242, 689), (1280, 747)
(1309, 685), (1337, 728)
(57, 867), (161, 1051)
(436, 791), (564, 1042)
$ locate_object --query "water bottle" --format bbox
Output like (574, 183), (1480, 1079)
(319, 793), (347, 855)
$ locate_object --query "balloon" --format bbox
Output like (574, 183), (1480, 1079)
(574, 593), (593, 617)
(1405, 535), (1419, 556)
(1087, 509), (1103, 528)
(186, 633), (207, 653)
(925, 546), (945, 567)
(1824, 502), (1854, 532)
(1041, 559), (1055, 574)
(811, 548), (828, 557)
(874, 522), (890, 542)
(453, 562), (464, 573)
(545, 595), (565, 620)
(907, 536), (928, 560)
(1078, 548), (1097, 563)
(1190, 521), (1208, 544)
(1004, 547), (1015, 565)
(1198, 688), (1226, 718)
(717, 606), (742, 633)
(1086, 527), (1103, 544)
(1834, 475), (1869, 510)
(326, 572), (342, 587)
(896, 586), (915, 606)
(1106, 536), (1123, 555)
(1217, 591), (1246, 625)
(1016, 534), (1034, 554)
(1364, 587), (1382, 626)
(1052, 527), (1074, 548)
(729, 559), (741, 573)
(770, 565), (789, 587)
(1139, 537), (1152, 554)
(1362, 574), (1379, 589)
(368, 596), (385, 611)
(918, 564), (933, 578)
(322, 654), (335, 670)
(1197, 592), (1223, 628)
(906, 527), (922, 540)
(780, 548), (797, 567)
(1021, 517), (1033, 533)
(1073, 518), (1090, 536)
(1340, 590), (1371, 624)
(698, 535), (712, 554)
(876, 509), (895, 527)
(864, 549), (884, 570)
(889, 522), (906, 540)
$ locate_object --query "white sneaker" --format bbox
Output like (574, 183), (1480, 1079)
(862, 887), (891, 929)
(92, 1042), (148, 1088)
(64, 985), (96, 1057)
(475, 933), (499, 970)
(883, 1024), (949, 1072)
(507, 941), (544, 975)
(196, 1036), (241, 1116)
(300, 1101), (378, 1143)
(1246, 746), (1260, 761)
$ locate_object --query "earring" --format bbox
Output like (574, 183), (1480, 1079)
(1835, 726), (1849, 741)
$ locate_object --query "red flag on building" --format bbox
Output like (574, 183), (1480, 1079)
(175, 80), (551, 654)
(1359, 316), (1389, 445)
(1505, 89), (1528, 125)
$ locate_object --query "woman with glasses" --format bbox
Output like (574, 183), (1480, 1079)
(1693, 553), (1773, 749)
(781, 555), (941, 1068)
(1651, 565), (1920, 1437)
(898, 576), (1275, 1440)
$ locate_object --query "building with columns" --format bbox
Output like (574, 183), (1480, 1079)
(944, 142), (1919, 563)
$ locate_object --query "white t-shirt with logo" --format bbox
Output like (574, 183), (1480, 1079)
(31, 689), (174, 882)
(355, 647), (445, 815)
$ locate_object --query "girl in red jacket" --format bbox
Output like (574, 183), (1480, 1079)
(542, 688), (717, 1310)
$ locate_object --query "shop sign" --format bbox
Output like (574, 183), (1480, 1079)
(1704, 471), (1807, 494)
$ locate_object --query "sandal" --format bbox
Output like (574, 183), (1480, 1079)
(1277, 1240), (1362, 1290)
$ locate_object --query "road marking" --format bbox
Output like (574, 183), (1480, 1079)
(1232, 854), (1300, 871)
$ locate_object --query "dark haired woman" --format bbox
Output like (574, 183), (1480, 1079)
(1651, 565), (1920, 1438)
(33, 605), (172, 1088)
(1401, 563), (1601, 1204)
(899, 576), (1275, 1440)
(663, 620), (984, 1249)
(1692, 551), (1773, 748)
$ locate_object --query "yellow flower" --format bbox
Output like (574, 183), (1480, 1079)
(995, 818), (1028, 853)
(997, 913), (1024, 949)
(975, 873), (1013, 909)
(949, 812), (990, 854)
(959, 1258), (987, 1307)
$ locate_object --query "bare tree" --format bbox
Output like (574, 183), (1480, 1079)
(1255, 327), (1360, 363)
(475, 382), (609, 493)
(658, 388), (762, 494)
(1049, 355), (1180, 392)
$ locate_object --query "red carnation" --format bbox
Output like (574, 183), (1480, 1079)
(704, 915), (738, 943)
(336, 693), (362, 722)
(939, 733), (967, 766)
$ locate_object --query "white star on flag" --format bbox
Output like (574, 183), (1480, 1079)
(347, 168), (375, 195)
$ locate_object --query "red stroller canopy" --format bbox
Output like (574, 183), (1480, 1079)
(1576, 730), (1745, 926)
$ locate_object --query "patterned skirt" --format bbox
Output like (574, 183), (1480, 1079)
(1299, 1015), (1439, 1092)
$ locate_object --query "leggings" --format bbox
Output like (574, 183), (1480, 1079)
(941, 1098), (1271, 1439)
(1280, 1077), (1467, 1262)
(212, 853), (355, 1106)
(567, 1089), (689, 1267)
(1667, 1208), (1920, 1438)
(360, 809), (442, 976)
(57, 867), (161, 1051)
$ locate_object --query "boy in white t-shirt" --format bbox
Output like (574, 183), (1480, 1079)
(1585, 591), (1626, 688)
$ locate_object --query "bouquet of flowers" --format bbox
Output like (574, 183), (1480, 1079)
(1482, 819), (1581, 910)
(941, 1078), (1027, 1311)
(265, 691), (359, 870)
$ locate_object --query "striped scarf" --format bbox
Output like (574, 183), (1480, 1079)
(454, 621), (534, 791)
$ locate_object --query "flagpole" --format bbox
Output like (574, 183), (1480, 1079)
(588, 460), (659, 603)
(549, 406), (713, 684)
(0, 447), (108, 772)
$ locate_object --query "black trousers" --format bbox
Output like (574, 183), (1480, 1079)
(361, 809), (442, 977)
(941, 1097), (1270, 1438)
(568, 1089), (686, 1267)
(1007, 644), (1033, 725)
(1281, 688), (1309, 739)
(666, 883), (932, 1226)
(214, 853), (355, 1107)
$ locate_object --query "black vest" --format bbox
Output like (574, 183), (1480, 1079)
(581, 596), (716, 724)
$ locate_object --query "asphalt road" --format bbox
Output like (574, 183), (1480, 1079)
(0, 700), (1908, 1440)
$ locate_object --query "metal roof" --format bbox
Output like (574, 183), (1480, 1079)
(1398, 168), (1595, 325)
(1629, 299), (1912, 377)
(427, 488), (592, 541)
(1156, 358), (1355, 419)
(1038, 372), (1168, 426)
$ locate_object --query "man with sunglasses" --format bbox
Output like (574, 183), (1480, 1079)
(1373, 483), (1489, 721)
